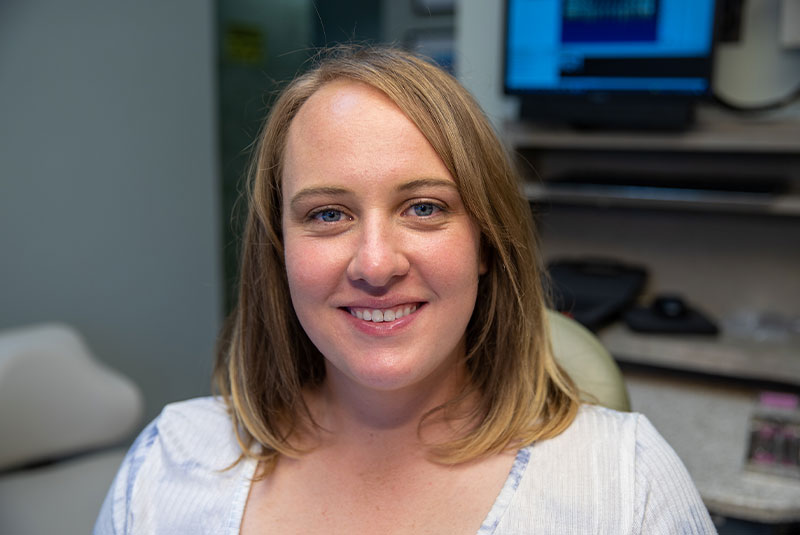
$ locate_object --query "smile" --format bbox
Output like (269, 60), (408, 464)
(347, 304), (419, 323)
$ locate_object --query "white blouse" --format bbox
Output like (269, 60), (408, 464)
(95, 397), (717, 534)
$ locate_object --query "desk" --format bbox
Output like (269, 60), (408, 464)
(624, 368), (800, 523)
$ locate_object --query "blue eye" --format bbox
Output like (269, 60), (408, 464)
(314, 209), (344, 222)
(411, 203), (437, 217)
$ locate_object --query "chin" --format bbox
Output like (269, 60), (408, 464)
(326, 346), (463, 396)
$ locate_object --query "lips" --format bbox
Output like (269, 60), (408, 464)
(346, 304), (419, 323)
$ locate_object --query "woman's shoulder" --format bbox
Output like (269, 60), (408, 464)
(153, 396), (242, 468)
(522, 404), (643, 472)
(551, 404), (691, 473)
(522, 404), (685, 487)
(566, 403), (641, 431)
(94, 397), (255, 534)
(496, 404), (715, 533)
(558, 403), (644, 446)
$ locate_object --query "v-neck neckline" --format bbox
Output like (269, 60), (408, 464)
(230, 445), (533, 535)
(476, 446), (532, 534)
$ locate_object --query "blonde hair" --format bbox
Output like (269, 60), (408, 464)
(214, 45), (580, 471)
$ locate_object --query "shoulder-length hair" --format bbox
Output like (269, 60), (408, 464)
(214, 45), (579, 470)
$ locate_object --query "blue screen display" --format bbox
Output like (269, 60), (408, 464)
(505, 0), (716, 94)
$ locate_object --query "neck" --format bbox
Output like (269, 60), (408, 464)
(306, 363), (476, 459)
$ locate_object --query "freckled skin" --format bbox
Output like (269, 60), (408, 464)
(281, 80), (485, 397)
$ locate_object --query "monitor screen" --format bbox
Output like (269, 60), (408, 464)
(505, 0), (717, 96)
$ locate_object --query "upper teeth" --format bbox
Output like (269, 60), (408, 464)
(349, 305), (418, 323)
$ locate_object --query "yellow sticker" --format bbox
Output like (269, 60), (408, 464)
(225, 23), (264, 65)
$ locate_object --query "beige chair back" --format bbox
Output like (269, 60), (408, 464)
(548, 310), (631, 412)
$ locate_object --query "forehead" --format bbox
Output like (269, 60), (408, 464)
(287, 79), (413, 152)
(281, 80), (453, 196)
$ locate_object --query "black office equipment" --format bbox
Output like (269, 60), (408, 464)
(547, 258), (648, 331)
(624, 293), (719, 335)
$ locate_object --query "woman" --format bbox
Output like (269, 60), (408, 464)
(96, 46), (715, 534)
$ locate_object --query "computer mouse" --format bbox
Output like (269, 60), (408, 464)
(652, 295), (689, 319)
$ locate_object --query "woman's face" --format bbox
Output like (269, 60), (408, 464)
(281, 80), (485, 396)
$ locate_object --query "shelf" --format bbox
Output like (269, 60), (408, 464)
(524, 182), (800, 216)
(600, 323), (800, 387)
(506, 105), (800, 215)
(503, 105), (800, 155)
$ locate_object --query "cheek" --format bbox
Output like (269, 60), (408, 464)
(284, 245), (322, 301)
(284, 238), (347, 302)
(415, 230), (483, 294)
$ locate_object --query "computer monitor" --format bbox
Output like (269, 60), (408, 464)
(504, 0), (718, 129)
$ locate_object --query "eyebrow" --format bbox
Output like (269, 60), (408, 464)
(289, 186), (350, 212)
(289, 178), (458, 211)
(395, 177), (458, 193)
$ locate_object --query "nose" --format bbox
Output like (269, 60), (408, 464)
(346, 218), (410, 288)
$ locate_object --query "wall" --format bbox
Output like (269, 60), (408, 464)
(382, 0), (451, 45)
(0, 0), (222, 423)
(455, 0), (519, 128)
(314, 0), (381, 45)
(217, 0), (313, 310)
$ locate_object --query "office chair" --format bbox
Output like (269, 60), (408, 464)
(548, 309), (631, 412)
